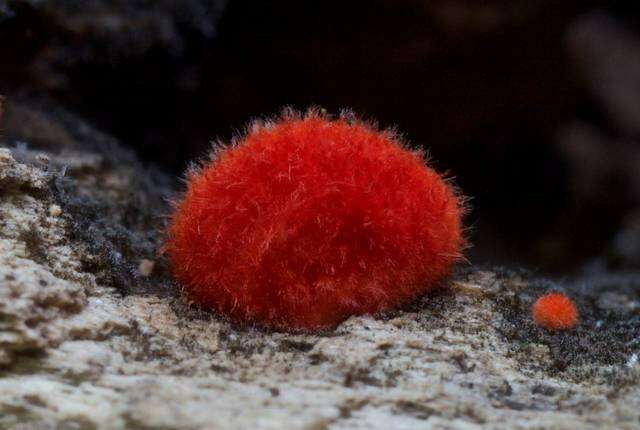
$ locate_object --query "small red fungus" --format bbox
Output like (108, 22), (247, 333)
(532, 292), (578, 331)
(165, 109), (465, 331)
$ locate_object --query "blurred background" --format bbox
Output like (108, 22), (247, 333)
(1, 0), (639, 275)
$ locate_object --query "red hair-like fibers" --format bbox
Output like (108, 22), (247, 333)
(165, 110), (464, 331)
(532, 292), (578, 331)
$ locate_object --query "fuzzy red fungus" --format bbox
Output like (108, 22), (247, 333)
(532, 292), (578, 331)
(165, 110), (464, 331)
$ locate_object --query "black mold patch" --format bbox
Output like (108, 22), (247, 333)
(41, 124), (176, 297)
(55, 185), (174, 296)
(412, 288), (479, 335)
(3, 99), (179, 299)
(18, 223), (47, 265)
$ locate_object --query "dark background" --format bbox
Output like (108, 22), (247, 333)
(2, 0), (640, 274)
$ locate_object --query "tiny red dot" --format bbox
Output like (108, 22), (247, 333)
(532, 292), (578, 331)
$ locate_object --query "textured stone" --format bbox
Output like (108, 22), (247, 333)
(0, 103), (639, 429)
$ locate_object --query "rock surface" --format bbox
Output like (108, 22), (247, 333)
(1, 100), (639, 430)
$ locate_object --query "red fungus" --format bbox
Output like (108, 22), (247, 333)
(165, 109), (464, 331)
(532, 292), (578, 331)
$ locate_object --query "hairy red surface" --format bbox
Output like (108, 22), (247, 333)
(165, 110), (464, 331)
(532, 292), (578, 331)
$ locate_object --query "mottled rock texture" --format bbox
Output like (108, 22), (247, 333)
(0, 100), (639, 429)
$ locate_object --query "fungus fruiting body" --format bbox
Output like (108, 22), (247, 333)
(165, 110), (464, 331)
(532, 292), (578, 331)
